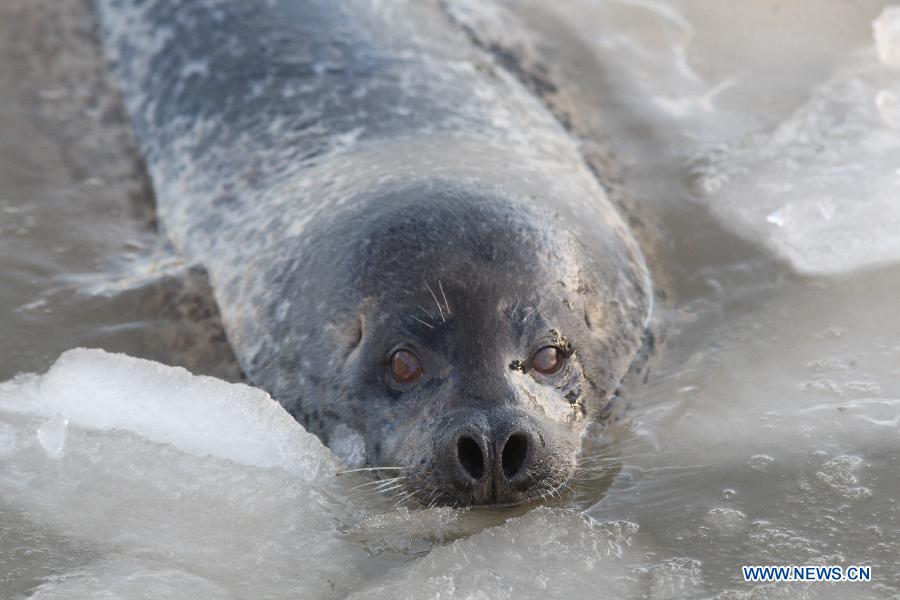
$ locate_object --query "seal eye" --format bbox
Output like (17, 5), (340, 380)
(531, 346), (564, 375)
(390, 349), (423, 385)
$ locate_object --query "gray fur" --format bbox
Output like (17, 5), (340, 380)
(97, 0), (652, 505)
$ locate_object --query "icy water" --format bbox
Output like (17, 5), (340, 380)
(2, 1), (900, 599)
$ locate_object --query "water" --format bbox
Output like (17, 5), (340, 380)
(2, 1), (900, 598)
(0, 0), (240, 384)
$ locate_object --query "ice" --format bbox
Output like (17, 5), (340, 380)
(26, 555), (235, 600)
(35, 418), (67, 459)
(704, 507), (748, 535)
(687, 6), (900, 276)
(0, 350), (371, 598)
(0, 421), (17, 456)
(874, 5), (900, 69)
(348, 510), (652, 600)
(692, 51), (900, 276)
(330, 423), (367, 468)
(815, 455), (872, 499)
(0, 348), (332, 477)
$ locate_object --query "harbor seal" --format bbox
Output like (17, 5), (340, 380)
(96, 0), (652, 506)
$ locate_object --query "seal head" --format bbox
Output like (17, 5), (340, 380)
(270, 182), (651, 506)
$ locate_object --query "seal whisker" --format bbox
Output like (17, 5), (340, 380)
(417, 305), (435, 320)
(392, 490), (418, 507)
(426, 489), (441, 508)
(352, 477), (406, 490)
(624, 463), (716, 473)
(351, 476), (406, 491)
(369, 478), (409, 493)
(412, 315), (435, 330)
(335, 466), (404, 475)
(375, 482), (408, 495)
(575, 454), (692, 469)
(521, 305), (535, 323)
(408, 489), (429, 507)
(575, 453), (644, 462)
(424, 282), (445, 322)
(573, 461), (620, 470)
(438, 280), (450, 316)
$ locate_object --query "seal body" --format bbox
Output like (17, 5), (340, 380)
(97, 0), (652, 505)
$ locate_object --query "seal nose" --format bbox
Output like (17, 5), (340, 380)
(447, 424), (538, 502)
(456, 434), (485, 481)
(501, 432), (528, 480)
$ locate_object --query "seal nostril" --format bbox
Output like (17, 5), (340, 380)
(501, 433), (528, 480)
(457, 435), (484, 480)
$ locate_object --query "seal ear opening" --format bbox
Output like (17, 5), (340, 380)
(583, 300), (605, 333)
(347, 314), (364, 351)
(328, 314), (364, 360)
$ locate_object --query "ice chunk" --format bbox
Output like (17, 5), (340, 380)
(330, 422), (367, 468)
(0, 349), (374, 598)
(348, 509), (652, 600)
(0, 421), (17, 456)
(0, 348), (333, 478)
(876, 88), (900, 127)
(36, 417), (68, 459)
(692, 53), (900, 276)
(815, 454), (872, 499)
(704, 507), (748, 535)
(26, 555), (234, 600)
(874, 6), (900, 69)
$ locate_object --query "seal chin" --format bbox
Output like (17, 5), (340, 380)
(408, 460), (574, 508)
